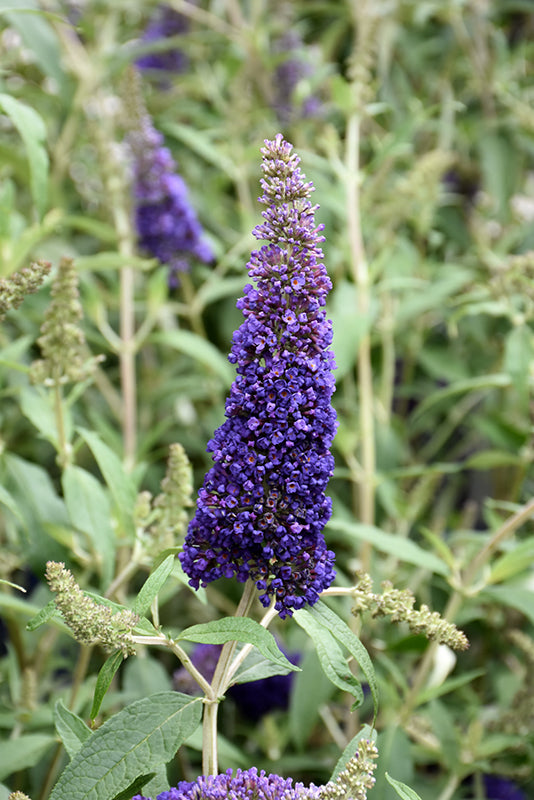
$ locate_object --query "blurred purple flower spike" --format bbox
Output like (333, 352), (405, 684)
(136, 4), (189, 75)
(129, 118), (213, 285)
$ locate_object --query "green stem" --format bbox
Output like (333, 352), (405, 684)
(119, 263), (137, 470)
(202, 579), (258, 776)
(53, 382), (70, 468)
(345, 111), (375, 568)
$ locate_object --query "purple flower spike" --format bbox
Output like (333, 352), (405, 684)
(129, 120), (213, 284)
(136, 4), (189, 74)
(133, 767), (321, 800)
(179, 134), (337, 618)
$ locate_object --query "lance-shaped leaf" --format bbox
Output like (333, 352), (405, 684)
(50, 692), (202, 800)
(177, 617), (298, 672)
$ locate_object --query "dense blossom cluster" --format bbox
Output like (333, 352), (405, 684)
(179, 135), (337, 617)
(133, 742), (378, 800)
(133, 767), (320, 800)
(129, 120), (213, 284)
(136, 4), (189, 74)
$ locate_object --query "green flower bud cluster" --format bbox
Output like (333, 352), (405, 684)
(0, 260), (50, 321)
(351, 573), (469, 651)
(30, 257), (103, 386)
(45, 561), (139, 656)
(135, 443), (193, 556)
(319, 739), (378, 800)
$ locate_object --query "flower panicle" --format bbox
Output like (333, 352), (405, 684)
(142, 443), (194, 553)
(136, 4), (189, 75)
(45, 562), (139, 656)
(128, 115), (213, 285)
(319, 739), (379, 800)
(0, 260), (50, 321)
(30, 257), (103, 387)
(351, 573), (469, 651)
(179, 136), (337, 617)
(133, 740), (378, 800)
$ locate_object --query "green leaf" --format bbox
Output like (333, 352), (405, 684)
(133, 554), (175, 616)
(62, 465), (116, 586)
(0, 483), (23, 520)
(26, 599), (58, 631)
(463, 449), (524, 470)
(302, 601), (379, 723)
(488, 538), (534, 584)
(50, 692), (202, 800)
(504, 325), (532, 411)
(150, 330), (234, 387)
(111, 774), (156, 800)
(481, 586), (534, 626)
(232, 646), (299, 685)
(19, 385), (64, 445)
(5, 453), (70, 566)
(293, 610), (363, 710)
(0, 734), (56, 780)
(78, 429), (137, 539)
(0, 5), (69, 96)
(330, 725), (376, 781)
(177, 618), (298, 672)
(328, 519), (449, 576)
(0, 93), (49, 218)
(289, 648), (335, 749)
(385, 774), (423, 800)
(394, 267), (471, 325)
(418, 669), (485, 705)
(410, 373), (510, 422)
(54, 701), (91, 760)
(90, 650), (124, 721)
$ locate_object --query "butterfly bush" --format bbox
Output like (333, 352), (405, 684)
(272, 32), (322, 124)
(129, 118), (213, 284)
(179, 134), (337, 618)
(135, 767), (321, 800)
(136, 4), (189, 75)
(133, 742), (378, 800)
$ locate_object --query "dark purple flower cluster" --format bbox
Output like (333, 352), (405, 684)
(129, 120), (213, 285)
(179, 134), (337, 618)
(272, 32), (322, 125)
(173, 643), (299, 721)
(482, 775), (526, 800)
(136, 4), (189, 74)
(133, 767), (320, 800)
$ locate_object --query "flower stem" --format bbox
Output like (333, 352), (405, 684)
(345, 111), (375, 569)
(202, 579), (258, 776)
(53, 383), (71, 468)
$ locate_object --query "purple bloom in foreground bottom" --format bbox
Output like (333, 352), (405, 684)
(133, 767), (320, 800)
(133, 744), (379, 800)
(179, 135), (337, 617)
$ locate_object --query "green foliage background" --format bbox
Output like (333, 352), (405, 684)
(0, 1), (533, 799)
